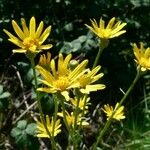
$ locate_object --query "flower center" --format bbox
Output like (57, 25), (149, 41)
(102, 29), (111, 38)
(54, 76), (70, 91)
(23, 37), (39, 51)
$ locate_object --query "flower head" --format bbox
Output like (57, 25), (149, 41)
(58, 111), (89, 128)
(38, 52), (51, 70)
(78, 66), (106, 94)
(102, 103), (125, 121)
(3, 16), (52, 56)
(85, 17), (127, 40)
(133, 42), (150, 71)
(36, 53), (88, 98)
(71, 96), (90, 111)
(36, 115), (61, 138)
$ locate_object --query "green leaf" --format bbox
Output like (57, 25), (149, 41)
(78, 35), (87, 42)
(17, 120), (27, 130)
(41, 94), (54, 114)
(0, 92), (10, 99)
(11, 127), (22, 138)
(64, 22), (73, 31)
(16, 131), (28, 145)
(26, 123), (37, 136)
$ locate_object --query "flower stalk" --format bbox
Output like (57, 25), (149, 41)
(31, 58), (56, 150)
(92, 40), (108, 69)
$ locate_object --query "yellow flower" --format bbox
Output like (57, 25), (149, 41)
(3, 16), (52, 55)
(71, 96), (90, 112)
(102, 103), (125, 121)
(78, 66), (106, 94)
(85, 17), (127, 40)
(38, 52), (51, 70)
(133, 42), (150, 71)
(36, 115), (61, 138)
(58, 111), (89, 128)
(36, 53), (88, 98)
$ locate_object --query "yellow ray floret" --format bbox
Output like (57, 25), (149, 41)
(133, 42), (150, 71)
(3, 16), (52, 54)
(78, 66), (106, 94)
(85, 17), (127, 39)
(102, 103), (125, 121)
(71, 96), (90, 111)
(36, 115), (61, 138)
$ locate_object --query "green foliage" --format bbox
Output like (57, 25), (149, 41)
(11, 120), (39, 150)
(0, 84), (10, 111)
(40, 94), (55, 115)
(118, 131), (150, 150)
(0, 0), (150, 149)
(60, 32), (98, 54)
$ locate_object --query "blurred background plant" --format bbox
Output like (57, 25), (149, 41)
(0, 0), (150, 149)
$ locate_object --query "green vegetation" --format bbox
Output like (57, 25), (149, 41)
(0, 0), (150, 149)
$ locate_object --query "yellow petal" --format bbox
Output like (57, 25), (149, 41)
(12, 49), (27, 53)
(51, 59), (57, 77)
(21, 18), (29, 36)
(12, 20), (25, 40)
(39, 26), (51, 43)
(35, 21), (44, 38)
(38, 44), (53, 50)
(99, 17), (105, 29)
(29, 17), (36, 37)
(106, 17), (115, 29)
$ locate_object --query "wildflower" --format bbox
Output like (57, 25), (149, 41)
(3, 16), (52, 56)
(78, 66), (105, 94)
(38, 52), (51, 70)
(71, 96), (90, 112)
(36, 53), (88, 99)
(58, 111), (89, 128)
(85, 17), (127, 40)
(102, 103), (125, 121)
(36, 115), (61, 138)
(133, 42), (150, 71)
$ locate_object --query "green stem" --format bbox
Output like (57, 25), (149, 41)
(74, 96), (80, 130)
(92, 67), (141, 150)
(72, 96), (80, 150)
(58, 94), (75, 149)
(30, 58), (56, 149)
(59, 94), (69, 131)
(92, 39), (109, 69)
(52, 94), (59, 149)
(92, 46), (104, 69)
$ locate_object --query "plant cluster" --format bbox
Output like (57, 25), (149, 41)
(0, 14), (150, 150)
